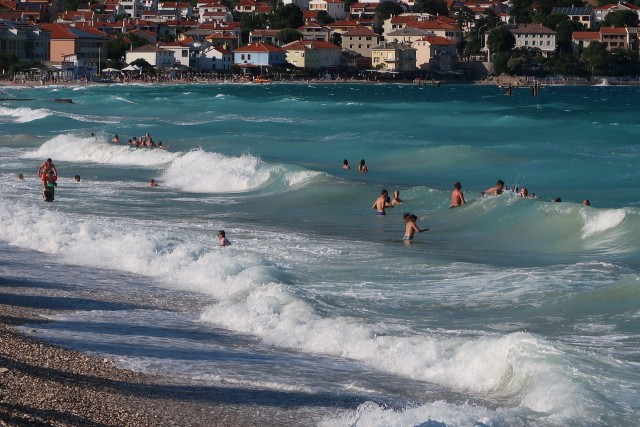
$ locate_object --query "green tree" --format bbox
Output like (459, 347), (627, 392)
(550, 53), (587, 76)
(107, 36), (129, 61)
(539, 13), (569, 31)
(554, 19), (583, 54)
(609, 47), (640, 75)
(510, 0), (533, 24)
(376, 2), (404, 32)
(0, 52), (19, 74)
(269, 4), (304, 29)
(62, 0), (83, 11)
(277, 28), (303, 44)
(455, 6), (476, 33)
(582, 41), (610, 76)
(316, 10), (335, 25)
(487, 27), (515, 56)
(463, 38), (481, 57)
(412, 0), (447, 15)
(602, 10), (639, 27)
(241, 12), (267, 33)
(492, 52), (510, 74)
(131, 58), (154, 73)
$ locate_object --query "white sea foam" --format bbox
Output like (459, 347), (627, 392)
(160, 149), (270, 193)
(0, 106), (51, 123)
(21, 133), (177, 167)
(581, 208), (626, 238)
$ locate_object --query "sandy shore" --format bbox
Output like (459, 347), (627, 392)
(0, 278), (351, 427)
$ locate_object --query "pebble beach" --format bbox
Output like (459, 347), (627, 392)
(0, 279), (313, 427)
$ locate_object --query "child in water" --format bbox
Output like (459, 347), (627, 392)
(404, 214), (429, 241)
(43, 170), (57, 202)
(218, 230), (231, 247)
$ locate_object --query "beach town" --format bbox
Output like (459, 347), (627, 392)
(1, 0), (640, 84)
(2, 0), (640, 425)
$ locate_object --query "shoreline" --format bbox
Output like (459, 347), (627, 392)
(1, 75), (631, 89)
(0, 278), (341, 427)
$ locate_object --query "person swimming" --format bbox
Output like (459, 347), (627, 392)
(482, 180), (504, 196)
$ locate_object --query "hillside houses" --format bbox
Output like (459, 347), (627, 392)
(2, 0), (640, 80)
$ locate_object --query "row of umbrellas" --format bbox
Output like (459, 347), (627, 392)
(101, 65), (141, 72)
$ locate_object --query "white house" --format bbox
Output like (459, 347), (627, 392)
(308, 0), (347, 20)
(125, 44), (175, 67)
(119, 0), (144, 18)
(200, 45), (233, 71)
(233, 42), (287, 67)
(506, 23), (556, 56)
(161, 41), (190, 66)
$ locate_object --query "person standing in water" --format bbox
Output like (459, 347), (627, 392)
(358, 159), (368, 173)
(42, 170), (57, 202)
(373, 189), (394, 215)
(38, 158), (57, 181)
(404, 214), (429, 240)
(342, 159), (350, 170)
(450, 182), (466, 208)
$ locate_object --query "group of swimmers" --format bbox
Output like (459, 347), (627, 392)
(464, 179), (590, 206)
(108, 133), (169, 150)
(372, 188), (428, 241)
(372, 178), (592, 241)
(342, 159), (368, 173)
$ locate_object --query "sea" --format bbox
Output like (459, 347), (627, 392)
(1, 82), (639, 426)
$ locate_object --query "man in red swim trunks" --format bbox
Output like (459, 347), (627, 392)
(38, 158), (57, 181)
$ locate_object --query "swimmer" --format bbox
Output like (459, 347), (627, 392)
(450, 181), (466, 208)
(217, 230), (231, 247)
(582, 199), (591, 206)
(392, 190), (402, 205)
(553, 197), (561, 202)
(17, 173), (24, 180)
(342, 159), (350, 170)
(358, 159), (368, 173)
(157, 142), (169, 150)
(482, 180), (504, 196)
(149, 178), (158, 187)
(112, 134), (119, 143)
(403, 214), (429, 240)
(74, 175), (81, 182)
(372, 189), (394, 215)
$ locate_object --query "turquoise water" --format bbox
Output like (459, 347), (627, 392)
(1, 83), (640, 426)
